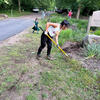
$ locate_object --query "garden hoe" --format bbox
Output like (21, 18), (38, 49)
(46, 34), (69, 57)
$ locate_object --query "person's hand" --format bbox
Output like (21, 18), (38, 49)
(57, 43), (60, 48)
(44, 31), (48, 35)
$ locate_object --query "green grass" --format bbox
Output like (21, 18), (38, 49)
(0, 10), (32, 17)
(0, 14), (99, 100)
(41, 51), (99, 100)
(26, 91), (38, 100)
(40, 14), (87, 44)
(0, 28), (99, 100)
(49, 14), (88, 32)
(39, 14), (100, 100)
(58, 29), (85, 45)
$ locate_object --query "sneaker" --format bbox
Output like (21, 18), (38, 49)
(32, 30), (34, 33)
(36, 55), (41, 60)
(46, 55), (55, 60)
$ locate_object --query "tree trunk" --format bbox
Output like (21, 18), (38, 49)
(76, 6), (81, 20)
(18, 0), (21, 13)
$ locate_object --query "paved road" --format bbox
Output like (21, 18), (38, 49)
(0, 18), (33, 41)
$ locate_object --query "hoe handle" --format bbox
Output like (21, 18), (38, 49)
(46, 34), (68, 57)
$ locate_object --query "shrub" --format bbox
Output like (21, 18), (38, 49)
(40, 14), (87, 46)
(59, 29), (86, 46)
(49, 16), (65, 23)
(94, 30), (100, 36)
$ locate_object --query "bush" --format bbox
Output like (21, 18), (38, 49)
(67, 18), (88, 32)
(40, 14), (87, 46)
(59, 29), (86, 46)
(49, 15), (88, 33)
(49, 16), (65, 23)
(94, 30), (100, 36)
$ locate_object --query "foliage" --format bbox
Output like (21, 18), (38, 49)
(94, 30), (100, 36)
(42, 14), (87, 45)
(55, 0), (100, 19)
(59, 29), (85, 45)
(41, 51), (99, 100)
(55, 0), (100, 12)
(0, 0), (55, 10)
(34, 0), (55, 10)
(0, 0), (100, 15)
(0, 17), (99, 99)
(84, 43), (100, 59)
(26, 92), (38, 100)
(0, 10), (31, 17)
(48, 14), (88, 31)
(0, 0), (12, 9)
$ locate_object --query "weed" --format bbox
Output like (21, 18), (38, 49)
(42, 93), (48, 98)
(26, 92), (38, 100)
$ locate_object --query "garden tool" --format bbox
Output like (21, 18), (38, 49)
(39, 27), (69, 57)
(46, 33), (68, 57)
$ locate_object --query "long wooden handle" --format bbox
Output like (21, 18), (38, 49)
(46, 34), (68, 57)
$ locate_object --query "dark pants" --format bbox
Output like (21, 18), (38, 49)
(37, 32), (52, 56)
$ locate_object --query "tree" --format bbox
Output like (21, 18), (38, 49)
(0, 0), (12, 9)
(18, 0), (21, 13)
(55, 0), (100, 19)
(34, 0), (55, 10)
(75, 0), (99, 19)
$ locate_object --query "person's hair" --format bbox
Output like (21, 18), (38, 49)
(60, 20), (70, 27)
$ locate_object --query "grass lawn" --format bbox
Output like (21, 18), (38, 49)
(0, 10), (32, 17)
(0, 15), (100, 100)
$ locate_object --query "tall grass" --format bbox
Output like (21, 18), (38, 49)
(40, 14), (87, 46)
(59, 29), (86, 46)
(49, 14), (88, 32)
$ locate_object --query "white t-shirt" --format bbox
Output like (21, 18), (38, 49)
(48, 24), (61, 37)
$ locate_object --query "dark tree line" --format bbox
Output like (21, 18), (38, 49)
(0, 0), (100, 19)
(0, 0), (55, 11)
(55, 0), (100, 19)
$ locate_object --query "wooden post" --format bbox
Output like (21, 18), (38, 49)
(87, 16), (92, 34)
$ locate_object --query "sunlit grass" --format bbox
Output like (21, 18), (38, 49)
(0, 10), (32, 17)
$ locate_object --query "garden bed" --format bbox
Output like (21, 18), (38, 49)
(62, 41), (100, 72)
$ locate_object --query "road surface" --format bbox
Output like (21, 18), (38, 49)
(0, 18), (33, 41)
(0, 12), (54, 41)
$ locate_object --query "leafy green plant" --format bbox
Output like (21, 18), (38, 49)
(84, 43), (100, 59)
(59, 29), (85, 46)
(94, 30), (100, 36)
(42, 93), (48, 98)
(40, 14), (87, 46)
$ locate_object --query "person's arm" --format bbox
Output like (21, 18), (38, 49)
(45, 22), (59, 32)
(55, 31), (60, 45)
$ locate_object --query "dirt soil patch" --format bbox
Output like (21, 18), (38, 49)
(0, 26), (53, 100)
(62, 41), (100, 72)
